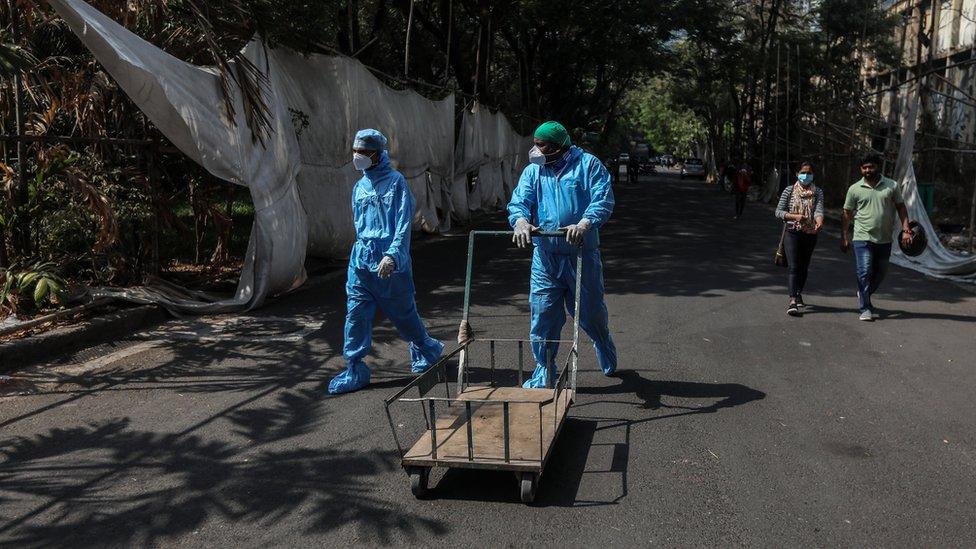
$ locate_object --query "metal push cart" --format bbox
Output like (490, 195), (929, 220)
(383, 230), (583, 503)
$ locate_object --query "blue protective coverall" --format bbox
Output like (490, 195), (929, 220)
(507, 145), (617, 389)
(329, 151), (444, 395)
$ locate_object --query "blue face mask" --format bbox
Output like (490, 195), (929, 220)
(797, 173), (814, 185)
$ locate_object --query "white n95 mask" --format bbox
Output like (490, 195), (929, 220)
(353, 153), (373, 171)
(528, 145), (546, 166)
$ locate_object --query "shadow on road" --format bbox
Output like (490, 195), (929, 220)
(799, 303), (975, 323)
(0, 328), (448, 545)
(581, 371), (767, 412)
(429, 371), (764, 507)
(0, 381), (448, 546)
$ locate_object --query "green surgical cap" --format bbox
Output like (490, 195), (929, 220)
(534, 121), (571, 147)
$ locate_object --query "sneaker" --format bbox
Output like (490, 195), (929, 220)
(787, 301), (801, 316)
(795, 295), (806, 308)
(859, 310), (874, 322)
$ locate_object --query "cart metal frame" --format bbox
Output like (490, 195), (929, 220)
(383, 230), (582, 502)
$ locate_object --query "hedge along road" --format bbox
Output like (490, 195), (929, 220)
(1, 170), (974, 547)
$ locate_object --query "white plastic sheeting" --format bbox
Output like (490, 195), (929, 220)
(48, 0), (308, 313)
(271, 52), (455, 257)
(759, 167), (780, 204)
(452, 103), (532, 223)
(48, 0), (529, 313)
(891, 89), (976, 282)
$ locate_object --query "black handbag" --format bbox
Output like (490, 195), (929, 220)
(774, 225), (788, 267)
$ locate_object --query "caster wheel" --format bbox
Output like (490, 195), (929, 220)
(519, 473), (538, 503)
(409, 467), (430, 498)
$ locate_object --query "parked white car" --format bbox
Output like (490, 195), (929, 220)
(680, 158), (705, 179)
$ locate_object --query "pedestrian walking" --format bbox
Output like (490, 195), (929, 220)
(775, 161), (824, 316)
(505, 121), (618, 388)
(732, 162), (752, 219)
(628, 154), (640, 183)
(329, 129), (445, 394)
(840, 153), (914, 321)
(720, 162), (735, 193)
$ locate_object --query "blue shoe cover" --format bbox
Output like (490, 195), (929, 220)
(521, 363), (554, 389)
(411, 339), (445, 374)
(329, 363), (371, 395)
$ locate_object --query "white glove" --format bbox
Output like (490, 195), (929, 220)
(563, 218), (592, 245)
(377, 255), (396, 279)
(513, 218), (536, 248)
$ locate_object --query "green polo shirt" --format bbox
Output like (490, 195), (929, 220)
(843, 176), (904, 244)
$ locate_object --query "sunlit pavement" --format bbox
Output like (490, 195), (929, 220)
(2, 172), (974, 546)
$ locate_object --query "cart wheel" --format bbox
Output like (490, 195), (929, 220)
(519, 473), (538, 503)
(409, 467), (430, 498)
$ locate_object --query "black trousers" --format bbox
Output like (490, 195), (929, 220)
(733, 191), (746, 216)
(783, 230), (818, 297)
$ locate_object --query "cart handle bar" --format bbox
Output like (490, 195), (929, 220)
(466, 229), (567, 237)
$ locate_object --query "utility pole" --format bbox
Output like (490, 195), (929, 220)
(774, 42), (780, 178)
(404, 0), (415, 78)
(445, 0), (452, 85)
(10, 1), (29, 258)
(969, 172), (976, 252)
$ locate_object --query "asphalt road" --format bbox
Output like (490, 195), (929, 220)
(2, 171), (975, 547)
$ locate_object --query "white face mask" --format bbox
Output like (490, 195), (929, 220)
(528, 145), (546, 166)
(353, 152), (373, 171)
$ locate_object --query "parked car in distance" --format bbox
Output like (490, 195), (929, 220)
(617, 153), (630, 175)
(680, 157), (705, 179)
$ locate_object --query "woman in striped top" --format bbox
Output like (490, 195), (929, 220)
(775, 161), (825, 316)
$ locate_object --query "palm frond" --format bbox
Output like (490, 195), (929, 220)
(178, 0), (271, 143)
(64, 167), (118, 253)
(0, 41), (38, 78)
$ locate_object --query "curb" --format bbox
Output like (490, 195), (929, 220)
(0, 304), (169, 374)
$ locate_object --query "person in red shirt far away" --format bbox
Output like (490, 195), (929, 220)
(733, 162), (753, 219)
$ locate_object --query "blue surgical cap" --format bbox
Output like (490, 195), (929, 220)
(353, 128), (388, 151)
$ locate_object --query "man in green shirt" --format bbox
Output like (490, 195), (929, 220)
(841, 153), (913, 321)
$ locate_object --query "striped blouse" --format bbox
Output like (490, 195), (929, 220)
(775, 185), (825, 231)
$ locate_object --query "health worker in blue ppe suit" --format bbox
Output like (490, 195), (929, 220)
(329, 129), (445, 395)
(507, 121), (618, 389)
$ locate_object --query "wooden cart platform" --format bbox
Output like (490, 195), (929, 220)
(402, 386), (574, 471)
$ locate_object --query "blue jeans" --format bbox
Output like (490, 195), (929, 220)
(852, 241), (891, 312)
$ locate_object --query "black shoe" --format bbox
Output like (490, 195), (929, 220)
(795, 295), (806, 308)
(787, 301), (801, 316)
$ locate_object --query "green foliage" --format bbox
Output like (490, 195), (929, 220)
(623, 78), (706, 155)
(635, 0), (899, 183)
(0, 261), (68, 316)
